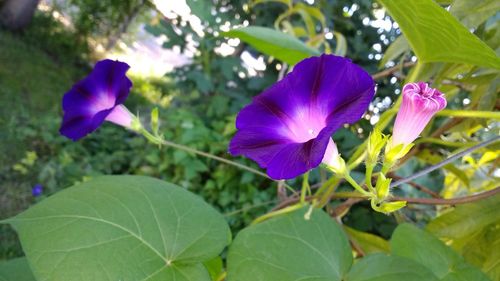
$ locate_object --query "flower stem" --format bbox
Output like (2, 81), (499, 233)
(251, 203), (304, 225)
(365, 163), (376, 193)
(315, 176), (338, 196)
(139, 127), (298, 195)
(300, 172), (310, 204)
(316, 177), (341, 208)
(344, 173), (371, 197)
(380, 162), (392, 175)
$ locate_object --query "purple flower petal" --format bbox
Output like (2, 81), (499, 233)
(59, 59), (133, 141)
(32, 184), (43, 197)
(229, 127), (292, 168)
(229, 54), (375, 180)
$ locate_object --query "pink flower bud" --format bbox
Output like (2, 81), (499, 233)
(392, 82), (446, 146)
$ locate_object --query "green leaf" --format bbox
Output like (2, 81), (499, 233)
(450, 0), (500, 29)
(459, 224), (500, 281)
(186, 0), (213, 23)
(427, 194), (500, 280)
(6, 176), (231, 281)
(379, 35), (409, 67)
(426, 194), (500, 242)
(223, 26), (320, 65)
(0, 258), (36, 281)
(345, 253), (439, 281)
(417, 149), (470, 188)
(204, 257), (223, 281)
(227, 207), (352, 281)
(391, 224), (489, 281)
(344, 226), (390, 254)
(378, 0), (500, 69)
(333, 32), (347, 57)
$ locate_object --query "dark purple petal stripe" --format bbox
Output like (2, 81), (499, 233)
(59, 60), (132, 141)
(229, 54), (375, 180)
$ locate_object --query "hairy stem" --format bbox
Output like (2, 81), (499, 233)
(139, 128), (298, 194)
(252, 203), (305, 225)
(365, 163), (375, 193)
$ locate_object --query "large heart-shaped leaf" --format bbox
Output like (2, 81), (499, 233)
(391, 224), (489, 281)
(227, 207), (352, 281)
(378, 0), (500, 69)
(5, 176), (231, 281)
(0, 258), (36, 281)
(344, 226), (390, 254)
(223, 26), (320, 65)
(346, 253), (439, 281)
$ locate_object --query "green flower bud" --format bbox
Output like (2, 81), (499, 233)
(367, 128), (388, 165)
(151, 107), (159, 136)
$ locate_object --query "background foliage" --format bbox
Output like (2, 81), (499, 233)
(0, 0), (499, 280)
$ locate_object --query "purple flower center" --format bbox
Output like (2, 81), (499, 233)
(284, 108), (326, 143)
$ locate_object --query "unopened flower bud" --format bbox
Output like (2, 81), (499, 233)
(391, 82), (446, 147)
(367, 128), (387, 165)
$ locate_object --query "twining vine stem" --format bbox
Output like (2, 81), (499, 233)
(272, 136), (500, 210)
(387, 173), (440, 198)
(139, 128), (298, 195)
(138, 60), (498, 207)
(391, 187), (500, 205)
(390, 136), (500, 188)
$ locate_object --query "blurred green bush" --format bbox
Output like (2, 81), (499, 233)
(0, 0), (403, 259)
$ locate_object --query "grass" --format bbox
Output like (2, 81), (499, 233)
(0, 28), (84, 162)
(0, 28), (83, 260)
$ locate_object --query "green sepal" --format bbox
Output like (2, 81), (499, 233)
(372, 200), (407, 214)
(384, 139), (414, 165)
(324, 155), (347, 176)
(130, 116), (143, 132)
(375, 174), (392, 200)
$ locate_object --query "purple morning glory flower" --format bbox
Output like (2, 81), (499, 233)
(229, 54), (375, 180)
(60, 59), (134, 141)
(32, 184), (43, 197)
